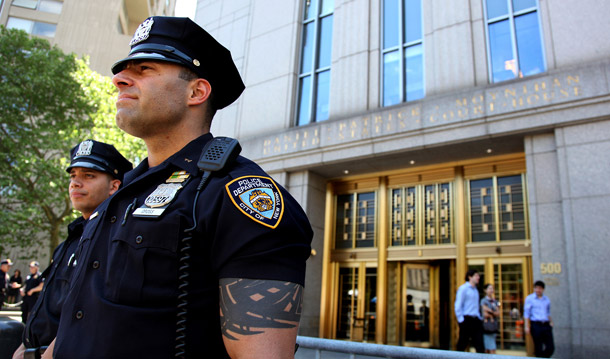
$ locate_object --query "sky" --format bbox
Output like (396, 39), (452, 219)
(175, 0), (197, 19)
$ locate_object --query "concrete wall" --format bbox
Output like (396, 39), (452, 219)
(526, 119), (610, 358)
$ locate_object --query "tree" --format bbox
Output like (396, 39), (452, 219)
(0, 26), (146, 260)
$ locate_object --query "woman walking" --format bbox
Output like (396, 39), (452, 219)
(481, 283), (500, 354)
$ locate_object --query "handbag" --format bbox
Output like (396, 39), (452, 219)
(482, 297), (499, 333)
(483, 318), (498, 333)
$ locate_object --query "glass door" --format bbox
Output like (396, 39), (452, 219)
(494, 262), (526, 351)
(402, 263), (439, 347)
(335, 265), (377, 342)
(468, 258), (529, 352)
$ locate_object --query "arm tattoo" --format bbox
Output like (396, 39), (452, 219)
(219, 278), (303, 340)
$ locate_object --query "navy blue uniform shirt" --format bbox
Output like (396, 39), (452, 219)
(23, 217), (85, 348)
(55, 134), (313, 358)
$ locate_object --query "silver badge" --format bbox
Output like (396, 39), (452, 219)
(75, 140), (93, 157)
(144, 183), (182, 208)
(130, 18), (154, 46)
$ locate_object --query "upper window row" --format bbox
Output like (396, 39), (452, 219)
(12, 0), (62, 14)
(7, 16), (57, 37)
(297, 0), (546, 126)
(334, 174), (527, 249)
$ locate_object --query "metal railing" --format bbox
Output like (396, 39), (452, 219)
(296, 336), (532, 359)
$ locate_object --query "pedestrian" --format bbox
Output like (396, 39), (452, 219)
(480, 283), (500, 353)
(12, 140), (131, 359)
(7, 269), (23, 304)
(524, 280), (554, 357)
(49, 16), (313, 359)
(454, 269), (484, 353)
(0, 258), (12, 307)
(20, 261), (42, 323)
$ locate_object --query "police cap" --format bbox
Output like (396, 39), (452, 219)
(111, 16), (245, 110)
(29, 261), (39, 267)
(1, 259), (12, 266)
(66, 140), (133, 182)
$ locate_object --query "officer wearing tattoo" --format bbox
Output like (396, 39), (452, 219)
(13, 140), (132, 359)
(48, 17), (313, 359)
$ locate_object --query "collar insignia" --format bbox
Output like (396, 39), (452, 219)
(130, 18), (154, 46)
(226, 176), (284, 229)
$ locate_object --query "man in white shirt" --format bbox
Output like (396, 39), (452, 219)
(454, 269), (484, 353)
(524, 280), (554, 357)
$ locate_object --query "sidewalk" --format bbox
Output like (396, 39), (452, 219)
(0, 309), (22, 322)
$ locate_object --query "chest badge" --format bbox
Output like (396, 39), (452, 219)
(133, 182), (184, 218)
(226, 176), (284, 229)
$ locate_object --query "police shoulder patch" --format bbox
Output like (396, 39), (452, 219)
(226, 176), (284, 229)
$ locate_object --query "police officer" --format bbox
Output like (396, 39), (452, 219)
(20, 262), (42, 324)
(49, 17), (313, 359)
(12, 140), (132, 359)
(0, 258), (12, 306)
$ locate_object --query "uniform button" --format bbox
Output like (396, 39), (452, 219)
(76, 311), (84, 319)
(92, 261), (100, 269)
(110, 216), (117, 223)
(135, 235), (143, 244)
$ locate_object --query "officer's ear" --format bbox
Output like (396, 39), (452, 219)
(108, 179), (121, 196)
(187, 78), (211, 106)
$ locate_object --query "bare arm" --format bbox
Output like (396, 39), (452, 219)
(219, 278), (303, 359)
(28, 282), (44, 296)
(40, 338), (55, 359)
(12, 343), (26, 359)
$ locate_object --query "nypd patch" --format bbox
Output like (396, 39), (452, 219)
(226, 176), (284, 229)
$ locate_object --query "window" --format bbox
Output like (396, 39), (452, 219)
(296, 0), (333, 126)
(335, 192), (376, 249)
(390, 182), (452, 246)
(382, 0), (424, 107)
(469, 174), (527, 242)
(12, 0), (62, 14)
(7, 17), (57, 37)
(484, 0), (545, 83)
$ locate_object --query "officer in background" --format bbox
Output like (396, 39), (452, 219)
(1, 258), (12, 306)
(20, 262), (42, 324)
(48, 17), (313, 359)
(12, 140), (132, 359)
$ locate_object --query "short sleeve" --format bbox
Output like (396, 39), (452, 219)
(202, 168), (313, 286)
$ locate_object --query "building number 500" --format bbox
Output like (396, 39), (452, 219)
(540, 262), (562, 274)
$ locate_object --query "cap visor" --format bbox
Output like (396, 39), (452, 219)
(66, 161), (108, 174)
(112, 52), (186, 74)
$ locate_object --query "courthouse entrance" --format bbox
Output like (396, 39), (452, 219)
(319, 154), (532, 353)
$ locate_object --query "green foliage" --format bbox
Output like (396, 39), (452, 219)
(0, 26), (145, 260)
(74, 59), (147, 165)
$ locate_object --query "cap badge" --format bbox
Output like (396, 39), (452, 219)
(75, 140), (93, 157)
(130, 18), (154, 46)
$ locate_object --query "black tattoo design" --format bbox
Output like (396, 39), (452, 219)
(219, 278), (303, 340)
